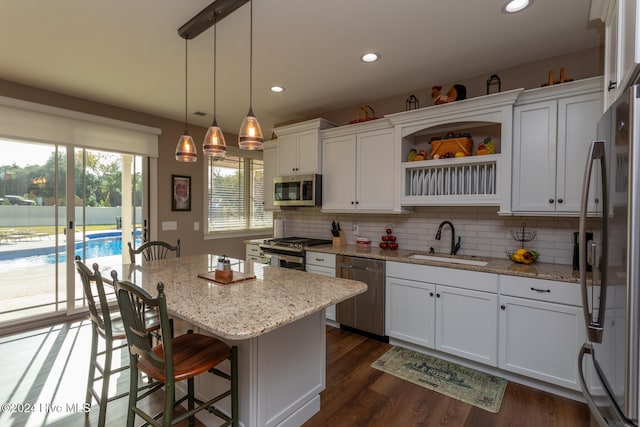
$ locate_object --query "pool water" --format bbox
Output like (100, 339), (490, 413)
(0, 237), (141, 272)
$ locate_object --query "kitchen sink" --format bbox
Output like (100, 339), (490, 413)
(407, 254), (489, 267)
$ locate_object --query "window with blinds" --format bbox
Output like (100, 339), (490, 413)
(207, 152), (272, 233)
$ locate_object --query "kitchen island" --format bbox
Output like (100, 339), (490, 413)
(109, 254), (367, 427)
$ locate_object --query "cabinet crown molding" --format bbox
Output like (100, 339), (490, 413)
(272, 118), (336, 136)
(515, 76), (602, 105)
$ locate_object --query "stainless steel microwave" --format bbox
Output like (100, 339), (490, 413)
(273, 174), (322, 207)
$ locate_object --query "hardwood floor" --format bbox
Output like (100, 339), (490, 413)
(0, 320), (590, 426)
(303, 326), (591, 427)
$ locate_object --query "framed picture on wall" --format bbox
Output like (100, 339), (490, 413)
(171, 175), (191, 211)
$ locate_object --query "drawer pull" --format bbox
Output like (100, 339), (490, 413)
(530, 287), (551, 293)
(315, 258), (325, 262)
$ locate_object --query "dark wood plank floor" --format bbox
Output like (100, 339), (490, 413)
(0, 320), (591, 426)
(303, 326), (591, 427)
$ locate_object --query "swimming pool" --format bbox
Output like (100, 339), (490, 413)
(0, 236), (141, 272)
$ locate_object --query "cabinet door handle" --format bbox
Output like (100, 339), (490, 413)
(608, 80), (617, 91)
(500, 305), (506, 310)
(558, 198), (563, 203)
(429, 292), (434, 297)
(549, 199), (554, 204)
(436, 293), (441, 298)
(351, 201), (355, 205)
(530, 287), (551, 293)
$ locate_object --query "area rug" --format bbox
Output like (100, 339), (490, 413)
(371, 346), (507, 413)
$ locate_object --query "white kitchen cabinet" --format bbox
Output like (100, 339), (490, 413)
(273, 118), (335, 176)
(498, 275), (585, 391)
(592, 0), (639, 109)
(262, 140), (278, 211)
(385, 261), (498, 366)
(246, 241), (270, 264)
(435, 284), (498, 366)
(386, 276), (435, 348)
(305, 251), (336, 321)
(322, 122), (397, 212)
(511, 78), (603, 215)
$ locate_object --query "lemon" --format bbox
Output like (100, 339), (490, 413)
(455, 152), (465, 157)
(514, 254), (524, 262)
(515, 248), (527, 256)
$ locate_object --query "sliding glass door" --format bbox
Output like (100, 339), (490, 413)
(0, 139), (67, 323)
(0, 139), (146, 326)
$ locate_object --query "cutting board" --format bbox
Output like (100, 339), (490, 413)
(197, 270), (256, 285)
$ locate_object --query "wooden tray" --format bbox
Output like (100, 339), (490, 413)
(197, 270), (256, 285)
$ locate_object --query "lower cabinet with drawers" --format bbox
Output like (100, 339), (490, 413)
(498, 275), (585, 391)
(385, 260), (585, 393)
(305, 251), (337, 321)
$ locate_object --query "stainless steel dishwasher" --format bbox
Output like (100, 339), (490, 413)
(336, 255), (387, 340)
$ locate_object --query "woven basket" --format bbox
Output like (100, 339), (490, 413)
(430, 137), (473, 158)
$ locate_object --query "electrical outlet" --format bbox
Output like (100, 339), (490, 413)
(352, 223), (359, 235)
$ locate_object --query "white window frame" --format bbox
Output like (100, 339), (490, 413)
(204, 146), (272, 239)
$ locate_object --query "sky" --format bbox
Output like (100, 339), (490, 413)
(0, 139), (54, 167)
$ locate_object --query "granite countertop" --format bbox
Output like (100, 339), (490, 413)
(306, 244), (583, 284)
(106, 254), (367, 340)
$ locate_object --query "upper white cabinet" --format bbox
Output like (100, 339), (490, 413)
(591, 0), (639, 109)
(386, 89), (522, 213)
(321, 120), (400, 213)
(262, 140), (278, 211)
(273, 118), (335, 176)
(511, 78), (603, 215)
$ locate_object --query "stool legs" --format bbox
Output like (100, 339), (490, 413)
(231, 346), (238, 427)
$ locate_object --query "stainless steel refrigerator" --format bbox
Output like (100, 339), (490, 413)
(578, 84), (640, 426)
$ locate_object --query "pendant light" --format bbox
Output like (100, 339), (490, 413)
(175, 38), (198, 162)
(238, 0), (264, 150)
(203, 14), (227, 160)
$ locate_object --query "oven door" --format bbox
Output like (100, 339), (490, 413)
(270, 253), (305, 270)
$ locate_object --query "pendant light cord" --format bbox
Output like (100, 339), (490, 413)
(184, 38), (189, 133)
(249, 0), (253, 113)
(213, 14), (217, 124)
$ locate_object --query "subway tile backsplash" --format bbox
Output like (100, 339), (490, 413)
(276, 206), (601, 266)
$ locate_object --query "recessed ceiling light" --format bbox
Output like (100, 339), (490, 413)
(503, 0), (532, 13)
(360, 52), (380, 63)
(270, 85), (285, 93)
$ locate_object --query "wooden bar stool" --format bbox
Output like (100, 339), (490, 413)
(128, 239), (180, 264)
(113, 276), (238, 427)
(74, 258), (160, 427)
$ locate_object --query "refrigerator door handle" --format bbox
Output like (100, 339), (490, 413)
(579, 140), (608, 343)
(579, 343), (632, 426)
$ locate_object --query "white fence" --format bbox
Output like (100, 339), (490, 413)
(0, 206), (142, 227)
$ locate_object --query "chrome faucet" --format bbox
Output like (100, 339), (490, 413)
(435, 221), (461, 255)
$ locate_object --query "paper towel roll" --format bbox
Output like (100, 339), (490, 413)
(273, 219), (284, 238)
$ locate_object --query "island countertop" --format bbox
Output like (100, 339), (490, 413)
(108, 254), (367, 341)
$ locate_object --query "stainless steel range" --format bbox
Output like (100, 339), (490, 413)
(260, 237), (332, 270)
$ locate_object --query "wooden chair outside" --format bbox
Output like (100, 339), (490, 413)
(128, 239), (180, 264)
(113, 275), (238, 427)
(74, 257), (160, 427)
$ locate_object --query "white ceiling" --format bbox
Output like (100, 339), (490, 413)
(0, 0), (602, 135)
